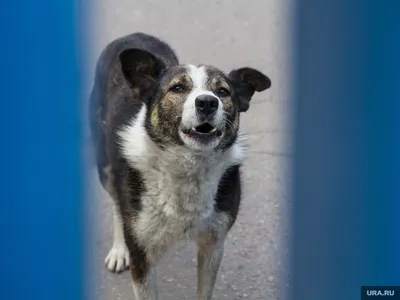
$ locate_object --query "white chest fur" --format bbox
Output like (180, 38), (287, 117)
(118, 106), (246, 260)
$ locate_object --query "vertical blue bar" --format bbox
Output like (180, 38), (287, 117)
(389, 4), (400, 283)
(0, 1), (83, 300)
(291, 1), (400, 300)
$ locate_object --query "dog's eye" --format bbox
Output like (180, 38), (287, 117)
(170, 84), (185, 93)
(216, 87), (230, 97)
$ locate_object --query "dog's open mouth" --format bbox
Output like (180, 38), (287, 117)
(195, 122), (216, 134)
(181, 122), (222, 137)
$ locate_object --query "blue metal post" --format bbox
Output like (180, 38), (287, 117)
(0, 1), (84, 299)
(291, 1), (400, 300)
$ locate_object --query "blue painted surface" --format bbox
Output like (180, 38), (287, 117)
(291, 1), (400, 299)
(388, 5), (400, 285)
(0, 1), (84, 299)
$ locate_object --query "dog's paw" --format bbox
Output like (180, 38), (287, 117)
(105, 245), (130, 273)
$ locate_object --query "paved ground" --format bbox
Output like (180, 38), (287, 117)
(85, 1), (294, 299)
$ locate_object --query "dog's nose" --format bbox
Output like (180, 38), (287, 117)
(195, 95), (219, 116)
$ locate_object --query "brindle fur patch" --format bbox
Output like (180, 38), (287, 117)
(146, 70), (193, 145)
(199, 67), (237, 121)
(150, 105), (159, 128)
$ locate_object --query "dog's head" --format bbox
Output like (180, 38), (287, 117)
(120, 49), (271, 151)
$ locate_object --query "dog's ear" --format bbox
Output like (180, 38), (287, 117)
(119, 49), (166, 93)
(228, 67), (271, 112)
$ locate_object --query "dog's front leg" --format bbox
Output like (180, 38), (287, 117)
(196, 237), (225, 300)
(124, 230), (159, 300)
(105, 204), (130, 272)
(130, 266), (158, 300)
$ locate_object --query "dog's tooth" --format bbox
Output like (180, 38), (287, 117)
(210, 128), (216, 133)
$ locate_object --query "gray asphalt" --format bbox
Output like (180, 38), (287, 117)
(85, 1), (293, 299)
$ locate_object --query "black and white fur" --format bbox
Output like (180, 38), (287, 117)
(89, 32), (271, 300)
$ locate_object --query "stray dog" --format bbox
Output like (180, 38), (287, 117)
(89, 32), (271, 300)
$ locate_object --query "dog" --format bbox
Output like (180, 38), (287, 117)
(89, 32), (271, 300)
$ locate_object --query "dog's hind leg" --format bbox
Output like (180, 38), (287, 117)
(104, 203), (130, 272)
(196, 237), (225, 300)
